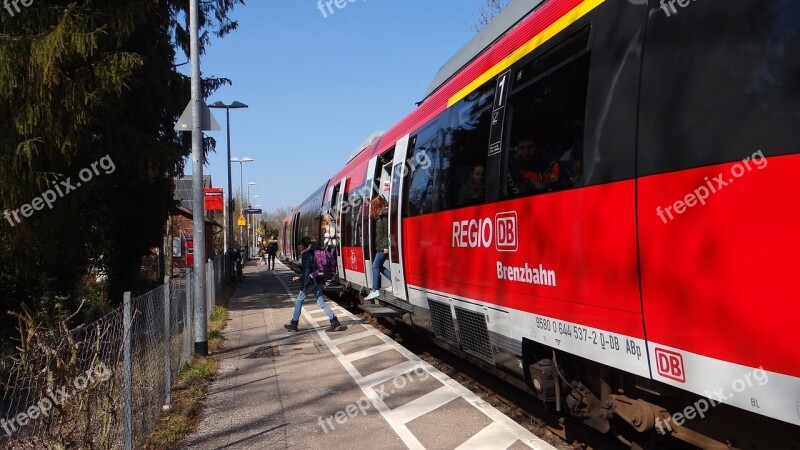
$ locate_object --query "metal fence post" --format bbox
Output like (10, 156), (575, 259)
(123, 292), (133, 450)
(218, 256), (223, 296)
(185, 269), (193, 364)
(163, 277), (171, 407)
(206, 260), (213, 319)
(216, 256), (222, 298)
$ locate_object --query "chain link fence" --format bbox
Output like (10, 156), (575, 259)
(0, 254), (227, 449)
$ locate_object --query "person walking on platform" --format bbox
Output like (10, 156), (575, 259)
(284, 236), (346, 332)
(266, 237), (278, 270)
(257, 241), (267, 266)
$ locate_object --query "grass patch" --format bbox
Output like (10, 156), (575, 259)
(143, 284), (232, 449)
(143, 356), (218, 449)
(208, 305), (229, 353)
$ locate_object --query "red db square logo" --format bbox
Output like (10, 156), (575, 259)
(495, 212), (518, 252)
(655, 348), (686, 383)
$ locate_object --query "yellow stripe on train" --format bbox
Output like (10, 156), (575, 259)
(447, 0), (606, 107)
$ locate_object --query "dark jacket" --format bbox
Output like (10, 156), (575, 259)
(374, 209), (389, 250)
(457, 179), (485, 205)
(300, 243), (321, 285)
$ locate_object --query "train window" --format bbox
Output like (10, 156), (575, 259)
(639, 2), (800, 174)
(513, 26), (590, 90)
(444, 79), (494, 209)
(340, 188), (364, 249)
(504, 30), (590, 199)
(405, 115), (446, 217)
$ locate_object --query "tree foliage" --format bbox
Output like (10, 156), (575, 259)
(0, 0), (244, 340)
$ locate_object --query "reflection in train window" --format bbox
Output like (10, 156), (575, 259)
(405, 116), (445, 217)
(504, 27), (590, 198)
(341, 189), (364, 249)
(445, 79), (494, 209)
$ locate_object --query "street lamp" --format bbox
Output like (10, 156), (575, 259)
(247, 182), (257, 207)
(246, 184), (257, 254)
(254, 205), (263, 252)
(230, 156), (253, 249)
(251, 195), (260, 255)
(208, 101), (247, 269)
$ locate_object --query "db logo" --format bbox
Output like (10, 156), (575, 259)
(495, 212), (518, 252)
(655, 348), (686, 383)
(349, 249), (357, 270)
(451, 211), (518, 250)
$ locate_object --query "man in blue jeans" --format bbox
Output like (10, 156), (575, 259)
(366, 196), (391, 300)
(284, 237), (346, 332)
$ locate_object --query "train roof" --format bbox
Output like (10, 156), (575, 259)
(346, 130), (384, 163)
(423, 0), (545, 101)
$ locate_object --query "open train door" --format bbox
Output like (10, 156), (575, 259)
(332, 177), (347, 280)
(387, 134), (411, 301)
(362, 156), (380, 290)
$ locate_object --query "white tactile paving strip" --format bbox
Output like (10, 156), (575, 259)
(276, 270), (556, 450)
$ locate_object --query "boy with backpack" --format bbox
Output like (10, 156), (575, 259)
(284, 236), (345, 332)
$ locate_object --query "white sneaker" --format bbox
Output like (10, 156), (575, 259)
(365, 290), (380, 300)
(384, 286), (393, 293)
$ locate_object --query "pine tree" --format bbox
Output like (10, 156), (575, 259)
(0, 0), (243, 339)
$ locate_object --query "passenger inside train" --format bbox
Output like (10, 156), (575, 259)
(506, 137), (560, 195)
(456, 164), (486, 206)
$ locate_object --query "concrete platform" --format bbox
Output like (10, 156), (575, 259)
(182, 260), (556, 450)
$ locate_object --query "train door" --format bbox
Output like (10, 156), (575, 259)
(388, 135), (411, 301)
(335, 177), (369, 286)
(362, 156), (379, 289)
(332, 178), (346, 279)
(290, 210), (300, 261)
(364, 153), (393, 290)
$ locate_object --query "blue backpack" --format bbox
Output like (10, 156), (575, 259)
(310, 248), (336, 278)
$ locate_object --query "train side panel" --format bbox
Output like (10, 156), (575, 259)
(403, 0), (648, 375)
(637, 0), (800, 426)
(403, 180), (646, 375)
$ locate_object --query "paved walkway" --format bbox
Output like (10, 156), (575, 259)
(182, 261), (555, 450)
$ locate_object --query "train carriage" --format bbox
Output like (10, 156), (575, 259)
(281, 0), (800, 447)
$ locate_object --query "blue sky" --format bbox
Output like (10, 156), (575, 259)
(190, 0), (491, 213)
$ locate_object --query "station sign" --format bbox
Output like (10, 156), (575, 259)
(204, 188), (224, 211)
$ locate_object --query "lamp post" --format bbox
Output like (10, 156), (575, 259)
(247, 182), (257, 207)
(254, 204), (263, 256)
(246, 182), (257, 256)
(208, 101), (248, 273)
(251, 195), (260, 255)
(244, 181), (258, 254)
(230, 157), (253, 251)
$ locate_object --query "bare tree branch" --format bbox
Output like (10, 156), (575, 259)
(475, 0), (514, 32)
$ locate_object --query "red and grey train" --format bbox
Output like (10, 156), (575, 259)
(280, 0), (800, 447)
